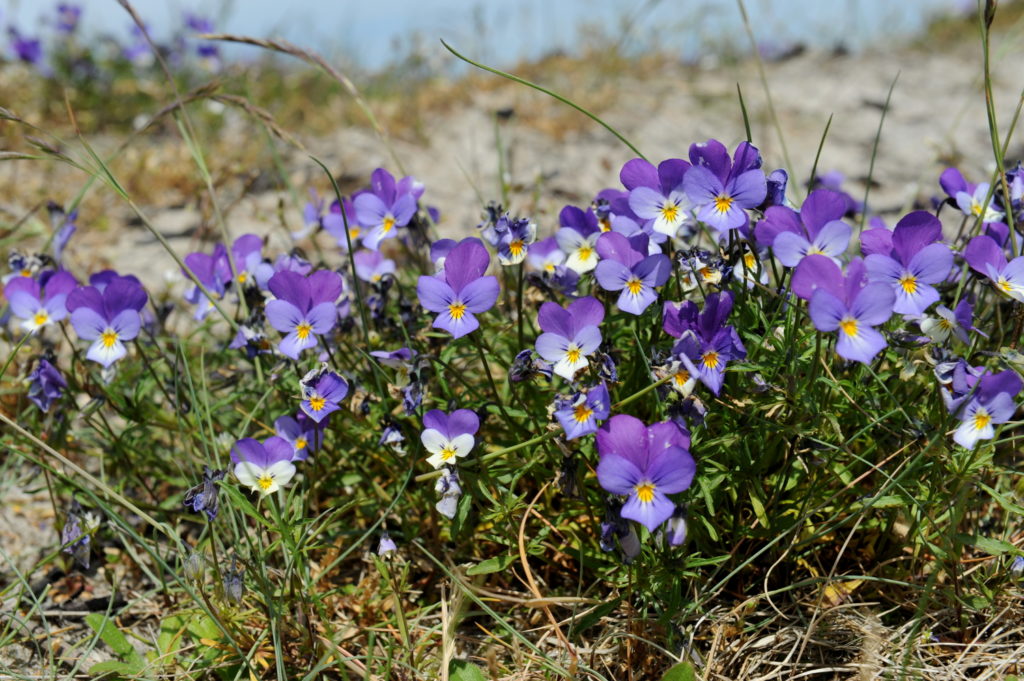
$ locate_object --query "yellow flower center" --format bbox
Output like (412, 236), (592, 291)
(973, 409), (991, 431)
(598, 217), (612, 232)
(660, 202), (679, 223)
(626, 277), (644, 296)
(349, 227), (360, 239)
(20, 269), (31, 277)
(295, 437), (307, 450)
(296, 322), (313, 340)
(382, 216), (396, 234)
(545, 262), (556, 272)
(101, 329), (119, 348)
(566, 346), (582, 364)
(714, 194), (733, 213)
(573, 404), (593, 423)
(448, 301), (467, 320)
(441, 446), (457, 461)
(578, 245), (593, 261)
(699, 266), (716, 282)
(308, 395), (326, 411)
(806, 246), (825, 256)
(839, 316), (858, 337)
(371, 273), (382, 282)
(899, 273), (917, 294)
(938, 318), (953, 330)
(743, 252), (757, 270)
(635, 481), (656, 504)
(509, 239), (524, 257)
(674, 370), (690, 386)
(998, 278), (1014, 293)
(972, 201), (983, 217)
(237, 271), (248, 284)
(701, 351), (719, 370)
(33, 311), (49, 326)
(257, 474), (274, 491)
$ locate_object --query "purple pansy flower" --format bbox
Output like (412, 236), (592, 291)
(66, 278), (148, 367)
(300, 370), (349, 423)
(274, 414), (321, 461)
(421, 409), (480, 469)
(354, 249), (396, 284)
(416, 238), (499, 339)
(794, 255), (895, 364)
(684, 140), (767, 233)
(593, 232), (671, 315)
(4, 270), (77, 332)
(946, 369), (1022, 449)
(555, 206), (601, 273)
(595, 415), (696, 532)
(623, 158), (693, 237)
(57, 4), (83, 34)
(964, 234), (1024, 302)
(755, 189), (851, 266)
(527, 236), (567, 273)
(354, 168), (418, 250)
(535, 296), (604, 381)
(919, 299), (979, 344)
(554, 382), (610, 440)
(956, 182), (1004, 223)
(496, 216), (536, 266)
(664, 291), (746, 395)
(231, 436), (296, 495)
(27, 358), (66, 412)
(183, 466), (226, 521)
(265, 270), (342, 359)
(864, 211), (953, 315)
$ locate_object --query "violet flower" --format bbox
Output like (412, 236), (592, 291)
(265, 270), (342, 359)
(354, 168), (417, 250)
(956, 182), (1004, 223)
(496, 216), (536, 266)
(27, 358), (66, 412)
(664, 291), (746, 395)
(948, 369), (1021, 449)
(683, 139), (767, 233)
(274, 414), (320, 460)
(183, 466), (226, 521)
(919, 299), (980, 344)
(421, 408), (480, 469)
(623, 158), (692, 237)
(67, 278), (148, 367)
(535, 296), (604, 381)
(554, 382), (610, 440)
(527, 236), (567, 274)
(231, 436), (296, 495)
(754, 189), (851, 266)
(964, 234), (1024, 302)
(435, 465), (462, 518)
(354, 249), (396, 284)
(4, 270), (77, 332)
(556, 205), (601, 273)
(300, 370), (349, 423)
(416, 238), (499, 339)
(794, 255), (895, 364)
(864, 211), (953, 315)
(322, 197), (362, 249)
(593, 232), (671, 315)
(595, 415), (695, 532)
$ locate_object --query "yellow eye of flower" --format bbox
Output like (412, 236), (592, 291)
(626, 278), (643, 295)
(295, 437), (307, 450)
(441, 446), (457, 460)
(33, 311), (49, 326)
(509, 239), (524, 256)
(714, 194), (733, 213)
(382, 216), (396, 234)
(660, 202), (679, 223)
(899, 273), (917, 294)
(566, 345), (582, 364)
(448, 302), (467, 320)
(257, 474), (274, 491)
(635, 481), (656, 503)
(296, 322), (313, 340)
(839, 317), (858, 337)
(701, 351), (719, 370)
(972, 410), (991, 431)
(101, 329), (119, 348)
(674, 370), (690, 386)
(573, 404), (593, 423)
(578, 245), (593, 261)
(309, 395), (326, 411)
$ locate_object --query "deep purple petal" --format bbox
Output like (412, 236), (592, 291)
(791, 254), (844, 301)
(892, 211), (942, 264)
(444, 238), (491, 293)
(447, 409), (479, 437)
(537, 301), (574, 338)
(263, 436), (295, 465)
(67, 286), (105, 316)
(754, 205), (802, 247)
(647, 421), (691, 453)
(636, 254), (672, 287)
(800, 189), (849, 235)
(567, 296), (604, 331)
(619, 158), (658, 191)
(422, 409), (449, 436)
(964, 235), (1007, 275)
(860, 227), (894, 257)
(647, 446), (696, 493)
(595, 231), (643, 268)
(231, 438), (271, 467)
(658, 158), (691, 194)
(688, 139), (730, 181)
(268, 270), (311, 312)
(307, 270), (344, 305)
(596, 413), (648, 462)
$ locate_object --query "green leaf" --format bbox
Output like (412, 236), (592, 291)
(85, 613), (134, 658)
(88, 660), (141, 676)
(466, 553), (517, 575)
(956, 533), (1016, 556)
(661, 661), (697, 681)
(217, 482), (274, 529)
(157, 615), (184, 658)
(449, 659), (487, 681)
(185, 614), (221, 641)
